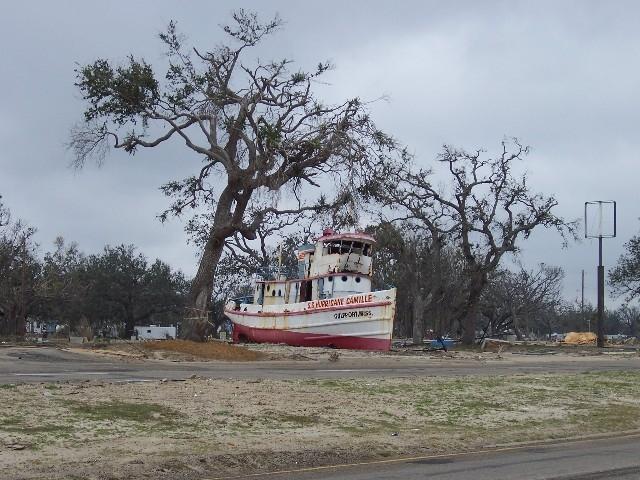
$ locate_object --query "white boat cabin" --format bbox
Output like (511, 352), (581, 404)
(252, 229), (374, 307)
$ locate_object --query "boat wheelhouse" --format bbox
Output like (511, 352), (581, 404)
(224, 229), (396, 351)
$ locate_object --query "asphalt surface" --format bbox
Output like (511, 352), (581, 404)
(223, 435), (640, 480)
(1, 345), (639, 383)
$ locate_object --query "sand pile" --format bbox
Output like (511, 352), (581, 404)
(564, 332), (597, 345)
(141, 339), (265, 361)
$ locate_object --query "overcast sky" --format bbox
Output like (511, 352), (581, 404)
(1, 1), (638, 309)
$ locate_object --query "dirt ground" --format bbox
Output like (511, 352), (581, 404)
(74, 338), (639, 363)
(142, 339), (266, 361)
(75, 339), (269, 362)
(3, 366), (640, 479)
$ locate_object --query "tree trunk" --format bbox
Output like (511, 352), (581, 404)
(9, 304), (18, 336)
(181, 187), (239, 342)
(412, 293), (426, 345)
(510, 303), (524, 340)
(629, 316), (638, 338)
(461, 304), (477, 345)
(125, 314), (135, 339)
(431, 239), (444, 336)
(182, 234), (225, 341)
(461, 274), (485, 346)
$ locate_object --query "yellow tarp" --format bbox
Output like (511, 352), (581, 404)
(564, 331), (597, 345)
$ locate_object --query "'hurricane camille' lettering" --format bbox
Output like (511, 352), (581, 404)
(306, 293), (374, 310)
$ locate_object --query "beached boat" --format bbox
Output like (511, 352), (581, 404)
(224, 229), (396, 351)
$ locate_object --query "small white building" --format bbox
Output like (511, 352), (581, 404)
(133, 325), (176, 340)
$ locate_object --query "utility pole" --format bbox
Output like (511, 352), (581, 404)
(597, 236), (604, 347)
(585, 201), (616, 349)
(19, 236), (26, 337)
(581, 269), (587, 332)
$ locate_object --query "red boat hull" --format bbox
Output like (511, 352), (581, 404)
(232, 322), (391, 351)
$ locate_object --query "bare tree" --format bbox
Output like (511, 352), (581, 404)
(0, 195), (10, 228)
(609, 232), (640, 303)
(71, 11), (399, 340)
(365, 221), (467, 342)
(0, 217), (39, 336)
(369, 139), (576, 344)
(616, 304), (640, 338)
(481, 264), (564, 339)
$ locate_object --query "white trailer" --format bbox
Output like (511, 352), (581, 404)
(133, 325), (176, 340)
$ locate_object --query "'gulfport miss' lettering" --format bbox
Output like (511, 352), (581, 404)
(334, 310), (372, 319)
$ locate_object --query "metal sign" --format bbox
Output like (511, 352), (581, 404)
(584, 200), (616, 238)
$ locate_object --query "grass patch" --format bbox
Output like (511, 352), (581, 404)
(65, 400), (178, 423)
(0, 415), (24, 428)
(338, 418), (400, 434)
(260, 412), (320, 428)
(0, 384), (17, 390)
(0, 414), (73, 436)
(303, 372), (640, 438)
(569, 404), (640, 431)
(1, 424), (73, 435)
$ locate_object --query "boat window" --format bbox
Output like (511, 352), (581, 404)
(272, 291), (276, 296)
(341, 276), (348, 282)
(326, 241), (340, 254)
(278, 289), (282, 296)
(266, 284), (270, 292)
(328, 276), (333, 282)
(355, 276), (361, 283)
(351, 242), (363, 255)
(363, 244), (371, 256)
(326, 240), (363, 255)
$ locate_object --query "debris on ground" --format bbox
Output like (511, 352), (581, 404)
(564, 332), (597, 345)
(481, 338), (514, 352)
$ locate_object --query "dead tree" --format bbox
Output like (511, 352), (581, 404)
(481, 264), (564, 339)
(0, 195), (9, 228)
(70, 11), (399, 340)
(609, 233), (640, 303)
(369, 139), (576, 345)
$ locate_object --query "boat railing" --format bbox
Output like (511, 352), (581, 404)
(230, 295), (254, 309)
(257, 265), (299, 281)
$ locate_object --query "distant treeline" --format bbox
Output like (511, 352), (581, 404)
(0, 198), (188, 338)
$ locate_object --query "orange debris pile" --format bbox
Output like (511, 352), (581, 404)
(564, 332), (597, 345)
(141, 339), (264, 361)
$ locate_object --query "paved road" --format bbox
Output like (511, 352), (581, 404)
(221, 435), (640, 480)
(1, 346), (639, 383)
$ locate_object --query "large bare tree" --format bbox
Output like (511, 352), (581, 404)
(71, 11), (398, 339)
(369, 139), (576, 345)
